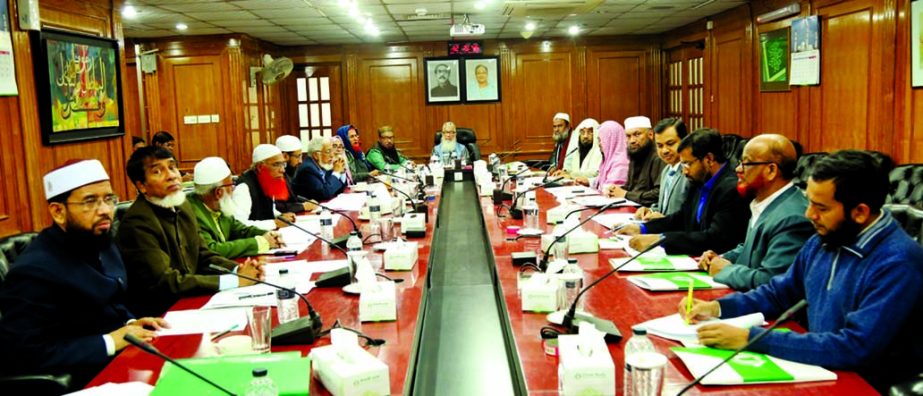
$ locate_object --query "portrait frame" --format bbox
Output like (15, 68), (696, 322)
(463, 56), (501, 103)
(912, 0), (923, 87)
(424, 57), (462, 104)
(758, 27), (791, 92)
(31, 29), (124, 145)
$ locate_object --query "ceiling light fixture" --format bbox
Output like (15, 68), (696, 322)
(474, 1), (487, 10)
(176, 23), (188, 31)
(525, 21), (536, 31)
(568, 25), (580, 36)
(122, 5), (138, 19)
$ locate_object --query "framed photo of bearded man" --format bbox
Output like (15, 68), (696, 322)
(425, 58), (462, 104)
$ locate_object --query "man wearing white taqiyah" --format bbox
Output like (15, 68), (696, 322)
(233, 144), (316, 231)
(188, 157), (285, 259)
(0, 160), (168, 386)
(548, 112), (572, 172)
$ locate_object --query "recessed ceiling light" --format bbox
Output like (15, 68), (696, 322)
(568, 25), (580, 36)
(474, 1), (487, 10)
(176, 23), (188, 31)
(525, 22), (536, 31)
(122, 5), (138, 19)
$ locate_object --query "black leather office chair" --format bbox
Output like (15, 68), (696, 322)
(721, 134), (745, 166)
(434, 127), (480, 163)
(887, 204), (923, 244)
(891, 373), (923, 396)
(888, 164), (923, 209)
(111, 200), (133, 237)
(0, 232), (38, 272)
(792, 152), (829, 190)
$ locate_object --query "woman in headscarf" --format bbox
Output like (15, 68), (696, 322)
(591, 120), (630, 190)
(336, 124), (378, 183)
(554, 118), (602, 186)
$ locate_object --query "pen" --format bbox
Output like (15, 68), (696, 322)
(238, 292), (273, 300)
(685, 277), (694, 325)
(604, 224), (627, 235)
(210, 324), (239, 341)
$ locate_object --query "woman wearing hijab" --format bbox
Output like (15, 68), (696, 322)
(336, 124), (379, 183)
(554, 118), (602, 186)
(591, 120), (630, 190)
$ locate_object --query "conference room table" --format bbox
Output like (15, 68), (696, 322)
(88, 175), (878, 395)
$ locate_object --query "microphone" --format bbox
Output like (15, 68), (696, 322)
(124, 334), (237, 396)
(558, 237), (665, 342)
(676, 299), (809, 395)
(308, 199), (362, 248)
(538, 200), (625, 270)
(508, 177), (565, 220)
(370, 175), (428, 223)
(274, 216), (354, 288)
(209, 264), (322, 346)
(493, 168), (529, 205)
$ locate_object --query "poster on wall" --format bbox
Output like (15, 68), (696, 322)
(0, 0), (19, 96)
(759, 27), (790, 92)
(912, 1), (923, 87)
(790, 16), (820, 86)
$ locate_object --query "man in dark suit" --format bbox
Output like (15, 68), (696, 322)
(293, 136), (347, 201)
(698, 134), (814, 290)
(0, 160), (166, 387)
(430, 63), (458, 97)
(619, 129), (751, 255)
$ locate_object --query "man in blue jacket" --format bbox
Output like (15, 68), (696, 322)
(680, 150), (923, 392)
(293, 136), (347, 201)
(698, 134), (814, 290)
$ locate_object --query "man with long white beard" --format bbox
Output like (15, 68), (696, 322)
(293, 136), (347, 201)
(189, 157), (283, 259)
(118, 147), (264, 317)
(234, 144), (316, 231)
(432, 121), (469, 164)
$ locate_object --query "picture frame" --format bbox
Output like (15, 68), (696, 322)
(424, 57), (462, 104)
(759, 27), (791, 92)
(31, 29), (124, 144)
(912, 1), (923, 87)
(463, 57), (501, 103)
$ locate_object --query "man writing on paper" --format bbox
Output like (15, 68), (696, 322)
(0, 160), (167, 388)
(189, 157), (284, 259)
(618, 129), (750, 255)
(680, 150), (923, 391)
(697, 135), (813, 290)
(234, 144), (316, 231)
(605, 116), (665, 207)
(634, 118), (690, 220)
(293, 136), (347, 201)
(552, 118), (602, 186)
(118, 147), (264, 317)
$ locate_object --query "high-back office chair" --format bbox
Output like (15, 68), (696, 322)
(111, 200), (133, 237)
(887, 204), (923, 244)
(721, 134), (745, 166)
(0, 232), (73, 395)
(792, 152), (829, 190)
(888, 164), (923, 209)
(434, 127), (481, 164)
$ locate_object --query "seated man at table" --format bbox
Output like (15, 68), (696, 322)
(0, 160), (167, 387)
(293, 136), (347, 201)
(432, 121), (469, 164)
(367, 125), (411, 172)
(680, 150), (923, 391)
(698, 134), (813, 290)
(548, 112), (572, 173)
(118, 147), (264, 317)
(618, 129), (750, 255)
(151, 130), (193, 182)
(275, 134), (304, 180)
(189, 157), (284, 259)
(233, 144), (316, 231)
(605, 116), (665, 207)
(634, 117), (690, 220)
(553, 118), (601, 186)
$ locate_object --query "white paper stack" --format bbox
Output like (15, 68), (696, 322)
(591, 212), (642, 229)
(626, 272), (728, 291)
(158, 308), (248, 336)
(635, 312), (765, 345)
(323, 192), (368, 212)
(611, 254), (698, 272)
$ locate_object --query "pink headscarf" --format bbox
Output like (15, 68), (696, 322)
(593, 121), (630, 190)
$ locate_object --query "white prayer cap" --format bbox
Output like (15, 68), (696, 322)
(553, 112), (570, 124)
(275, 135), (302, 153)
(252, 144), (282, 164)
(43, 160), (110, 200)
(624, 116), (652, 130)
(193, 157), (231, 186)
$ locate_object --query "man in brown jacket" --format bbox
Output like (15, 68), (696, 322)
(117, 146), (263, 317)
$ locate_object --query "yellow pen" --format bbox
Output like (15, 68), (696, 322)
(685, 276), (694, 324)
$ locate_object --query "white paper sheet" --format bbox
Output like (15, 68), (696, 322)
(158, 308), (248, 336)
(200, 284), (279, 309)
(635, 312), (766, 344)
(323, 193), (368, 212)
(591, 212), (642, 229)
(612, 254), (696, 272)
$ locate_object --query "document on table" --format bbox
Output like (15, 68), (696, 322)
(635, 312), (765, 345)
(592, 212), (642, 229)
(158, 308), (248, 336)
(544, 185), (600, 198)
(277, 225), (317, 251)
(612, 254), (697, 272)
(572, 196), (640, 208)
(295, 213), (341, 228)
(626, 271), (729, 291)
(201, 284), (279, 309)
(323, 192), (368, 212)
(263, 260), (319, 293)
(672, 346), (837, 385)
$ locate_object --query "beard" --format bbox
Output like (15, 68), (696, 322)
(579, 139), (593, 150)
(256, 166), (290, 201)
(817, 216), (864, 248)
(65, 215), (112, 251)
(148, 190), (187, 209)
(321, 162), (333, 171)
(553, 130), (570, 143)
(442, 139), (457, 153)
(217, 192), (239, 217)
(628, 140), (651, 159)
(736, 176), (766, 200)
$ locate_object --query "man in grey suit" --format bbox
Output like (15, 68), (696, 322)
(634, 118), (691, 220)
(698, 134), (814, 290)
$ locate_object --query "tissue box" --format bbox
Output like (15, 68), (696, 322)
(359, 281), (397, 322)
(547, 204), (579, 224)
(557, 334), (616, 396)
(384, 242), (418, 271)
(521, 275), (560, 312)
(310, 345), (390, 396)
(401, 213), (426, 234)
(568, 230), (599, 254)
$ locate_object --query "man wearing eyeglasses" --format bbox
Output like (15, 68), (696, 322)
(696, 135), (813, 290)
(233, 144), (316, 231)
(0, 160), (168, 387)
(293, 136), (347, 201)
(189, 157), (284, 259)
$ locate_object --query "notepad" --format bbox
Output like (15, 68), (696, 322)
(150, 352), (311, 396)
(635, 312), (765, 345)
(627, 271), (729, 291)
(324, 192), (368, 212)
(612, 255), (698, 272)
(158, 308), (248, 336)
(591, 212), (642, 229)
(672, 346), (837, 385)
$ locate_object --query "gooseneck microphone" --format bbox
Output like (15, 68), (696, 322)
(274, 216), (353, 288)
(124, 334), (237, 396)
(370, 175), (428, 220)
(538, 199), (625, 270)
(209, 264), (322, 345)
(675, 299), (809, 395)
(509, 177), (565, 220)
(308, 199), (362, 236)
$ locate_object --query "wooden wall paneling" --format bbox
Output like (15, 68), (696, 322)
(895, 0), (913, 163)
(509, 50), (575, 157)
(753, 15), (801, 142)
(586, 49), (649, 124)
(356, 54), (426, 158)
(0, 97), (28, 235)
(712, 27), (749, 135)
(444, 103), (500, 157)
(159, 56), (225, 170)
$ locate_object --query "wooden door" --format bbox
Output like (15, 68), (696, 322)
(510, 51), (575, 157)
(587, 49), (649, 124)
(160, 56), (226, 170)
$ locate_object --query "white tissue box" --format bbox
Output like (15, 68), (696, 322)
(521, 276), (560, 312)
(359, 281), (396, 322)
(401, 213), (426, 234)
(384, 242), (418, 271)
(557, 334), (616, 396)
(568, 230), (599, 254)
(547, 205), (579, 224)
(310, 345), (390, 396)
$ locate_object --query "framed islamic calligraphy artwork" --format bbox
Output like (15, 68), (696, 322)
(31, 29), (124, 144)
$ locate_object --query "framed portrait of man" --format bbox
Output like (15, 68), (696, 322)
(424, 58), (461, 104)
(464, 57), (500, 103)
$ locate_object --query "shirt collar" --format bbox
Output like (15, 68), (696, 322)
(834, 209), (892, 257)
(750, 182), (795, 217)
(702, 163), (727, 192)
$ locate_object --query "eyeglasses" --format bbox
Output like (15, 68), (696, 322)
(268, 161), (286, 169)
(66, 194), (119, 212)
(680, 158), (700, 169)
(737, 161), (776, 170)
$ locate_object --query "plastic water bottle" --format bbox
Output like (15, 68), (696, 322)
(523, 196), (540, 231)
(345, 231), (363, 283)
(559, 259), (583, 311)
(245, 368), (278, 396)
(275, 269), (299, 324)
(623, 327), (656, 396)
(368, 193), (382, 222)
(319, 209), (334, 241)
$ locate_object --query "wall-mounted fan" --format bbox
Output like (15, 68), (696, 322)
(250, 54), (293, 86)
